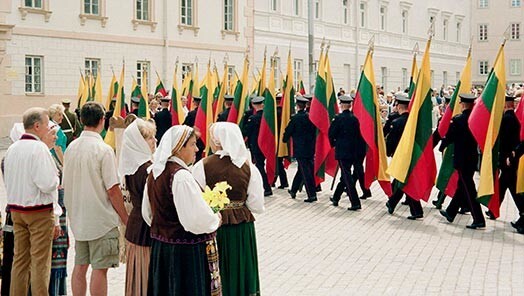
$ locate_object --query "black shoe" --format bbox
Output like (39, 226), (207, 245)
(264, 190), (273, 197)
(466, 222), (486, 229)
(511, 221), (520, 230)
(360, 191), (372, 199)
(304, 197), (318, 203)
(329, 197), (339, 207)
(458, 208), (470, 215)
(401, 200), (409, 205)
(439, 210), (454, 223)
(347, 205), (362, 211)
(278, 185), (288, 189)
(288, 190), (296, 199)
(359, 195), (370, 200)
(316, 185), (322, 192)
(385, 201), (394, 214)
(432, 200), (442, 209)
(485, 210), (496, 220)
(407, 215), (423, 220)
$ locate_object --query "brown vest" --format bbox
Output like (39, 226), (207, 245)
(203, 155), (255, 225)
(148, 161), (214, 244)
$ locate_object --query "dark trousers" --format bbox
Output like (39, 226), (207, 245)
(499, 168), (524, 214)
(338, 159), (361, 207)
(446, 170), (485, 224)
(353, 159), (371, 196)
(290, 158), (316, 198)
(273, 157), (289, 187)
(389, 180), (423, 216)
(253, 153), (272, 193)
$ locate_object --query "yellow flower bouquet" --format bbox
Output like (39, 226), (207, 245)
(202, 181), (232, 213)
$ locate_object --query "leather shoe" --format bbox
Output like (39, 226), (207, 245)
(401, 200), (409, 205)
(288, 190), (296, 199)
(510, 221), (519, 230)
(458, 208), (470, 215)
(360, 191), (372, 199)
(510, 221), (524, 234)
(485, 210), (496, 220)
(439, 210), (454, 223)
(407, 215), (423, 220)
(347, 205), (362, 211)
(432, 200), (442, 209)
(329, 197), (338, 207)
(466, 222), (486, 229)
(304, 197), (317, 203)
(278, 185), (288, 189)
(385, 201), (394, 214)
(264, 190), (273, 197)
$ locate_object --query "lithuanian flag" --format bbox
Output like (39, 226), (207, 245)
(194, 63), (213, 153)
(104, 63), (126, 148)
(77, 72), (86, 108)
(213, 64), (229, 121)
(139, 70), (150, 119)
(170, 64), (184, 125)
(436, 51), (472, 197)
(105, 73), (118, 111)
(353, 47), (392, 196)
(387, 38), (437, 202)
(258, 54), (278, 186)
(407, 51), (419, 103)
(94, 70), (103, 103)
(228, 56), (250, 126)
(468, 43), (506, 217)
(278, 49), (296, 161)
(297, 74), (306, 95)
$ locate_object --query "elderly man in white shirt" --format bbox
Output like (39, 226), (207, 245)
(3, 107), (61, 295)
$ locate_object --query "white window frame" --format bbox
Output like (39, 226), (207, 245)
(24, 0), (42, 8)
(223, 0), (234, 31)
(273, 57), (281, 88)
(137, 61), (150, 90)
(510, 59), (521, 76)
(343, 0), (349, 25)
(136, 0), (150, 21)
(511, 0), (521, 7)
(379, 6), (387, 31)
(511, 23), (520, 40)
(443, 71), (448, 87)
(479, 60), (489, 76)
(402, 68), (407, 89)
(84, 58), (100, 78)
(293, 59), (303, 90)
(456, 22), (461, 42)
(314, 0), (321, 20)
(401, 10), (408, 34)
(478, 24), (488, 41)
(181, 0), (193, 26)
(381, 67), (387, 91)
(443, 19), (448, 41)
(270, 0), (279, 12)
(25, 55), (43, 94)
(479, 0), (488, 8)
(83, 0), (99, 15)
(359, 2), (366, 28)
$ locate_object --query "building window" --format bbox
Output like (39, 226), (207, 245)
(401, 10), (408, 34)
(443, 71), (448, 86)
(293, 0), (300, 16)
(479, 0), (488, 8)
(224, 0), (234, 31)
(83, 0), (99, 15)
(478, 24), (488, 41)
(343, 0), (349, 25)
(25, 56), (43, 93)
(479, 60), (489, 75)
(510, 59), (522, 75)
(314, 0), (321, 20)
(343, 64), (351, 90)
(181, 0), (193, 25)
(24, 0), (42, 8)
(273, 57), (281, 88)
(379, 6), (386, 31)
(293, 59), (303, 90)
(136, 0), (150, 21)
(182, 63), (193, 80)
(84, 58), (100, 77)
(430, 70), (434, 88)
(270, 0), (278, 12)
(443, 19), (448, 41)
(511, 23), (520, 40)
(511, 0), (521, 7)
(381, 67), (387, 91)
(456, 22), (461, 42)
(227, 66), (235, 92)
(359, 2), (366, 28)
(402, 68), (407, 89)
(137, 61), (150, 90)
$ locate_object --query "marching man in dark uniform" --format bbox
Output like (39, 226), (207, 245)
(283, 95), (317, 202)
(439, 93), (486, 229)
(130, 96), (140, 116)
(328, 95), (364, 210)
(274, 93), (289, 189)
(385, 93), (424, 220)
(216, 95), (235, 122)
(154, 96), (172, 142)
(509, 139), (524, 234)
(486, 95), (524, 221)
(60, 99), (82, 146)
(183, 96), (205, 162)
(243, 96), (273, 196)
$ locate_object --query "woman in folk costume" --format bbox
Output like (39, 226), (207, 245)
(193, 122), (265, 296)
(118, 119), (156, 296)
(142, 125), (222, 296)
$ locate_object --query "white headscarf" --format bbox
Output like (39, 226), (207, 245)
(10, 123), (25, 142)
(151, 125), (194, 179)
(209, 122), (249, 168)
(118, 119), (153, 180)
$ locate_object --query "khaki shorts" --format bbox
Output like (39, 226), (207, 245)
(75, 227), (120, 269)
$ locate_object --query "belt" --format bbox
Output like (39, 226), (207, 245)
(223, 201), (245, 210)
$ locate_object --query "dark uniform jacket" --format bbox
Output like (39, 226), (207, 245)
(328, 110), (365, 161)
(383, 111), (400, 138)
(217, 107), (231, 122)
(154, 108), (172, 142)
(499, 109), (521, 170)
(243, 110), (263, 156)
(282, 110), (316, 159)
(440, 109), (478, 173)
(60, 109), (82, 145)
(183, 109), (197, 127)
(386, 112), (409, 157)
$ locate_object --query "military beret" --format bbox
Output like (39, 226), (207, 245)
(458, 93), (476, 103)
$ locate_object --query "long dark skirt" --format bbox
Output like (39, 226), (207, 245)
(216, 222), (260, 296)
(148, 239), (212, 296)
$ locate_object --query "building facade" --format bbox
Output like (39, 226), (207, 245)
(471, 0), (523, 85)
(0, 0), (476, 135)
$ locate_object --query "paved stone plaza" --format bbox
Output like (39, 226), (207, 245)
(0, 143), (523, 295)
